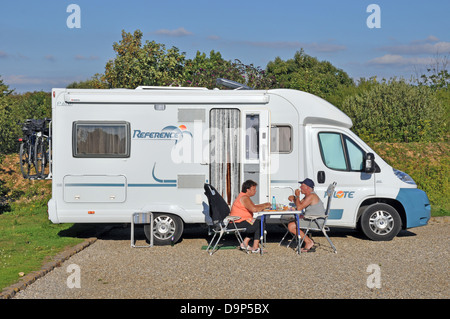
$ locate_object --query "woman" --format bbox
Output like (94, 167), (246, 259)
(230, 180), (271, 253)
(288, 178), (325, 252)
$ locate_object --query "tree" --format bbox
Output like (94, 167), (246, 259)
(102, 30), (276, 90)
(266, 49), (354, 106)
(184, 50), (235, 88)
(103, 30), (187, 88)
(183, 51), (276, 89)
(67, 74), (108, 89)
(0, 76), (14, 97)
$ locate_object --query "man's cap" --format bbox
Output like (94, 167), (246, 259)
(299, 178), (315, 189)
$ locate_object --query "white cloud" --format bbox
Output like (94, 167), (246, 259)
(3, 74), (74, 86)
(5, 75), (53, 85)
(0, 51), (28, 60)
(153, 27), (193, 37)
(74, 55), (99, 61)
(45, 55), (56, 62)
(243, 40), (346, 53)
(380, 36), (450, 55)
(368, 54), (433, 66)
(208, 35), (220, 41)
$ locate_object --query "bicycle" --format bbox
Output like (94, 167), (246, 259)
(18, 118), (51, 179)
(33, 118), (51, 178)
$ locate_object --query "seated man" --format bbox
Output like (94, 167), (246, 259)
(287, 178), (325, 252)
(230, 180), (271, 253)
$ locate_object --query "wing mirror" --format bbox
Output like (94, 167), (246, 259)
(364, 153), (376, 173)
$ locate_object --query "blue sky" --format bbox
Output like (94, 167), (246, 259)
(1, 0), (449, 93)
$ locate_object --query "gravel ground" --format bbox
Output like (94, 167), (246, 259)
(12, 218), (449, 300)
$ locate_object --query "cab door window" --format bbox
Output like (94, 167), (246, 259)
(318, 132), (347, 170)
(318, 132), (365, 172)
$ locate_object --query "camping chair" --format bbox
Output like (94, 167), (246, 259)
(298, 182), (338, 254)
(278, 213), (302, 248)
(204, 183), (247, 255)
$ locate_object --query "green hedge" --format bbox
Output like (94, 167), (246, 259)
(370, 142), (449, 215)
(341, 79), (447, 143)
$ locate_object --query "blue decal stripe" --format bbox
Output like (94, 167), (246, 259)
(328, 209), (343, 220)
(271, 180), (298, 184)
(64, 183), (177, 188)
(152, 163), (177, 183)
(65, 183), (125, 187)
(128, 184), (177, 187)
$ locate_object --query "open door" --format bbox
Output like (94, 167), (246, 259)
(209, 109), (241, 205)
(242, 110), (270, 204)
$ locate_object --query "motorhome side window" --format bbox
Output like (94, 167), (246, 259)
(246, 114), (259, 160)
(73, 121), (130, 158)
(318, 132), (364, 171)
(271, 125), (292, 153)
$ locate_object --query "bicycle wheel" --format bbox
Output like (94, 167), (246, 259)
(34, 136), (46, 178)
(19, 142), (31, 178)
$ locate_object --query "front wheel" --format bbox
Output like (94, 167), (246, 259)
(144, 213), (184, 245)
(34, 137), (46, 178)
(19, 142), (31, 178)
(360, 203), (402, 241)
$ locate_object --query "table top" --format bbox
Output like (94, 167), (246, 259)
(253, 210), (303, 217)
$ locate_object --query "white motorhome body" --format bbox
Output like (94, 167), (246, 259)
(48, 86), (430, 244)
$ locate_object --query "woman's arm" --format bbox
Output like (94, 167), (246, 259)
(241, 196), (271, 213)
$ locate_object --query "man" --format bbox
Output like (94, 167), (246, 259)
(287, 178), (326, 252)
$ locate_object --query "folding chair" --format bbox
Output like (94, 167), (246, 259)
(299, 182), (338, 254)
(279, 214), (299, 248)
(204, 184), (247, 255)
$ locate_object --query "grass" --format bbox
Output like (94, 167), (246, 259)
(0, 200), (85, 290)
(0, 155), (97, 291)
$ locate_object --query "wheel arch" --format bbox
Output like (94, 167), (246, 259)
(357, 197), (406, 230)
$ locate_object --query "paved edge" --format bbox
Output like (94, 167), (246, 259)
(0, 225), (114, 299)
(1, 217), (448, 299)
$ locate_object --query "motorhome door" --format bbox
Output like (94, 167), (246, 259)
(243, 110), (270, 204)
(310, 127), (375, 226)
(209, 109), (241, 205)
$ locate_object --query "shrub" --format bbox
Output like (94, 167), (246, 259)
(341, 79), (447, 143)
(370, 142), (449, 215)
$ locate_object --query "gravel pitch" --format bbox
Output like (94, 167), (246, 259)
(11, 218), (449, 299)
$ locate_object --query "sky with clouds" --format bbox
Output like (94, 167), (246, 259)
(0, 0), (449, 93)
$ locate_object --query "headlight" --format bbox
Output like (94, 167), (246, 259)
(393, 168), (416, 185)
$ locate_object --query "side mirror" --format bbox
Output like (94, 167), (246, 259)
(364, 153), (376, 173)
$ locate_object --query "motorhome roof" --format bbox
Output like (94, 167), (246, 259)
(269, 89), (353, 128)
(55, 87), (353, 128)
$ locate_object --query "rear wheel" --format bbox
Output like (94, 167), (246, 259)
(144, 213), (184, 245)
(34, 137), (46, 178)
(360, 203), (402, 241)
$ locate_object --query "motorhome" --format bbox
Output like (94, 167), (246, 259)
(47, 81), (430, 244)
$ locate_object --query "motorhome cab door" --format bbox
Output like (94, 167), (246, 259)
(310, 127), (376, 226)
(242, 110), (270, 204)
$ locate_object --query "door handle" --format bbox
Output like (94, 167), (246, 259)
(317, 171), (325, 184)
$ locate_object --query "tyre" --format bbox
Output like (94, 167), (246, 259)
(19, 142), (31, 179)
(144, 213), (184, 245)
(360, 203), (402, 241)
(34, 137), (46, 177)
